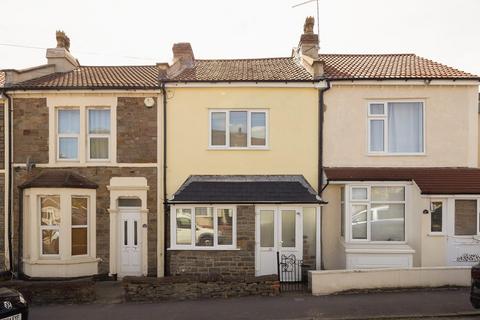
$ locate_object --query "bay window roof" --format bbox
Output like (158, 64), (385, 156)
(19, 170), (98, 189)
(170, 175), (322, 204)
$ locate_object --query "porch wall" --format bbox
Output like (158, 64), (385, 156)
(167, 205), (256, 276)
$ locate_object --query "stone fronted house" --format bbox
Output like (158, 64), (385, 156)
(0, 18), (479, 280)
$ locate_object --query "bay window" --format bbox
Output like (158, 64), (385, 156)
(210, 110), (268, 148)
(171, 206), (236, 249)
(368, 102), (424, 154)
(348, 185), (406, 242)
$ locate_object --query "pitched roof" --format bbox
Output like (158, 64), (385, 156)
(170, 175), (322, 204)
(325, 167), (480, 195)
(4, 54), (478, 90)
(167, 58), (313, 82)
(319, 54), (478, 80)
(19, 170), (98, 189)
(11, 65), (159, 89)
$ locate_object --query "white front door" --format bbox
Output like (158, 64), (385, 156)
(118, 208), (142, 276)
(256, 207), (303, 279)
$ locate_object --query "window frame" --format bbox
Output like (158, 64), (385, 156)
(367, 101), (426, 156)
(208, 109), (269, 150)
(453, 198), (480, 237)
(170, 205), (237, 250)
(87, 107), (112, 162)
(56, 108), (80, 162)
(347, 184), (407, 243)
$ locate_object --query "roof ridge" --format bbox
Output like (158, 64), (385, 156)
(319, 53), (417, 57)
(196, 57), (294, 62)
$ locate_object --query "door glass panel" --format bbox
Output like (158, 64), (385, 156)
(352, 205), (367, 240)
(134, 221), (138, 246)
(431, 202), (443, 232)
(176, 208), (192, 245)
(195, 207), (214, 246)
(217, 209), (233, 245)
(260, 210), (274, 247)
(455, 200), (477, 236)
(282, 210), (296, 247)
(124, 220), (128, 246)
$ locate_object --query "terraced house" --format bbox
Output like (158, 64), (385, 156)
(0, 17), (479, 282)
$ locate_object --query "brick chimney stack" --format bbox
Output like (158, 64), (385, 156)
(172, 43), (195, 68)
(46, 30), (79, 72)
(298, 16), (319, 59)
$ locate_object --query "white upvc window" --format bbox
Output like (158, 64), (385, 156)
(87, 108), (111, 161)
(57, 109), (80, 161)
(368, 101), (424, 154)
(454, 199), (480, 236)
(170, 205), (237, 250)
(348, 185), (406, 242)
(209, 109), (268, 149)
(55, 106), (113, 163)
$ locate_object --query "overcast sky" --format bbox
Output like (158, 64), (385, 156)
(1, 0), (479, 76)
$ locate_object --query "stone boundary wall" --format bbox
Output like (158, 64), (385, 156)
(2, 279), (95, 304)
(310, 267), (471, 296)
(123, 275), (280, 301)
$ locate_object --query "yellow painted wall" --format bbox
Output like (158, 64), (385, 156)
(323, 84), (479, 167)
(321, 184), (345, 269)
(166, 87), (318, 197)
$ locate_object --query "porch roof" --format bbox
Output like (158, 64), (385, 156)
(169, 175), (323, 204)
(19, 170), (98, 189)
(325, 167), (480, 195)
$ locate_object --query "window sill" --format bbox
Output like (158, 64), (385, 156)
(427, 232), (446, 237)
(24, 257), (100, 265)
(167, 247), (240, 251)
(367, 153), (426, 157)
(207, 147), (270, 151)
(342, 242), (415, 254)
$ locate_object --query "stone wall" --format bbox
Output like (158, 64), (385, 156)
(0, 103), (5, 169)
(13, 98), (49, 164)
(117, 97), (157, 163)
(123, 275), (279, 301)
(13, 166), (158, 276)
(4, 279), (95, 304)
(167, 205), (255, 276)
(0, 177), (5, 272)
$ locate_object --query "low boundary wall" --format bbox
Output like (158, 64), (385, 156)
(310, 267), (471, 296)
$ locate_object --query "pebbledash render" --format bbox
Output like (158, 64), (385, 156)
(0, 17), (479, 280)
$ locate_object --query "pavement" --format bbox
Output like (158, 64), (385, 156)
(30, 287), (480, 320)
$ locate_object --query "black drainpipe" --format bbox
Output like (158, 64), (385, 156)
(2, 90), (14, 275)
(161, 82), (168, 276)
(318, 79), (330, 270)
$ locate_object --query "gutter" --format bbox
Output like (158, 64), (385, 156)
(1, 89), (14, 276)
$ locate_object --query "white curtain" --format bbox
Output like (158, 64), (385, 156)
(89, 109), (110, 134)
(58, 110), (80, 134)
(388, 102), (423, 153)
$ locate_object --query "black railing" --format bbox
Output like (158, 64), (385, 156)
(276, 252), (308, 292)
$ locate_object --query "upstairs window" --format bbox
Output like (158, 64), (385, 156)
(88, 109), (111, 160)
(368, 102), (424, 154)
(210, 110), (268, 149)
(57, 109), (80, 160)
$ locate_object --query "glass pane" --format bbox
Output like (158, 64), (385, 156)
(59, 137), (78, 159)
(455, 200), (477, 236)
(431, 202), (443, 232)
(211, 112), (226, 146)
(124, 220), (128, 245)
(352, 187), (368, 200)
(90, 137), (109, 159)
(229, 111), (247, 147)
(217, 209), (233, 245)
(195, 207), (213, 246)
(371, 204), (405, 241)
(118, 198), (141, 207)
(72, 228), (87, 255)
(260, 210), (274, 247)
(388, 102), (423, 153)
(370, 103), (385, 115)
(41, 196), (61, 226)
(176, 208), (192, 245)
(370, 120), (384, 152)
(72, 197), (88, 226)
(340, 187), (345, 237)
(58, 109), (80, 134)
(282, 210), (296, 247)
(251, 112), (266, 146)
(371, 186), (405, 201)
(89, 109), (111, 134)
(42, 230), (59, 255)
(134, 221), (138, 246)
(303, 208), (316, 262)
(352, 205), (367, 240)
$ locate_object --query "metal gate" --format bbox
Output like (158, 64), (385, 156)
(277, 252), (309, 292)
